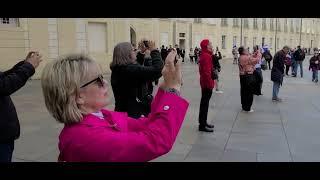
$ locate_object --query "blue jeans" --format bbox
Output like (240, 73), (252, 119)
(272, 82), (281, 99)
(0, 141), (14, 162)
(312, 70), (318, 82)
(295, 61), (303, 77)
(291, 60), (296, 75)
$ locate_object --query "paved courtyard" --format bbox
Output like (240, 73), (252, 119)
(11, 56), (320, 162)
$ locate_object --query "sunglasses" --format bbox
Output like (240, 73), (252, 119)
(80, 75), (104, 88)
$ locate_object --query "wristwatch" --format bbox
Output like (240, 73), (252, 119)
(161, 87), (180, 96)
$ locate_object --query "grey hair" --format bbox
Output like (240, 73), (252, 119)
(41, 54), (96, 125)
(283, 45), (290, 50)
(110, 42), (134, 69)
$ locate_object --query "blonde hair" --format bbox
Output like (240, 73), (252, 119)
(41, 54), (95, 125)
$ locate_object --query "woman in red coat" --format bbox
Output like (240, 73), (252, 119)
(198, 39), (215, 132)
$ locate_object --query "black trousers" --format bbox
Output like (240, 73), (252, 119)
(0, 141), (14, 162)
(189, 56), (193, 62)
(255, 68), (263, 95)
(198, 88), (213, 127)
(285, 65), (290, 75)
(267, 61), (272, 70)
(240, 75), (254, 111)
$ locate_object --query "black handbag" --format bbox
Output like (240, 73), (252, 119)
(211, 69), (218, 80)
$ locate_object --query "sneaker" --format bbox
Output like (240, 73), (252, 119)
(199, 126), (214, 132)
(272, 97), (282, 102)
(242, 109), (254, 113)
(215, 90), (224, 94)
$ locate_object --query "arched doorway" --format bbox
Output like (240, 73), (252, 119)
(130, 27), (136, 48)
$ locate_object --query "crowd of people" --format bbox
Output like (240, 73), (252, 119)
(236, 43), (318, 111)
(1, 35), (319, 162)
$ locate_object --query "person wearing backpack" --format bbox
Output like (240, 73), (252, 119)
(293, 46), (305, 77)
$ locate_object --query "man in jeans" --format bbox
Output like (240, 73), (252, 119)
(0, 51), (42, 162)
(271, 46), (289, 102)
(293, 46), (305, 77)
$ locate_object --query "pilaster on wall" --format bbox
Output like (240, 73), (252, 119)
(48, 18), (59, 59)
(75, 18), (88, 54)
(21, 18), (30, 54)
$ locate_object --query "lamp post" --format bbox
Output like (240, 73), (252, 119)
(240, 18), (243, 46)
(299, 18), (302, 46)
(274, 18), (278, 54)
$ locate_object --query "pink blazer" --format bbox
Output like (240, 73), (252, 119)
(58, 89), (189, 162)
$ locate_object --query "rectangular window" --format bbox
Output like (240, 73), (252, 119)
(0, 18), (19, 27)
(270, 18), (274, 31)
(233, 18), (239, 27)
(179, 33), (185, 38)
(284, 18), (288, 32)
(290, 19), (294, 32)
(160, 32), (169, 47)
(194, 18), (201, 23)
(262, 18), (266, 30)
(277, 19), (281, 31)
(244, 18), (249, 28)
(233, 36), (237, 47)
(221, 18), (228, 27)
(244, 36), (248, 48)
(88, 22), (107, 53)
(296, 19), (300, 32)
(222, 35), (226, 49)
(253, 18), (258, 29)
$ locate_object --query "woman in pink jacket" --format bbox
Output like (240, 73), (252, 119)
(40, 49), (188, 162)
(238, 46), (259, 112)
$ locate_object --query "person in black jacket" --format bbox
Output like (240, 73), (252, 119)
(110, 41), (163, 119)
(213, 51), (223, 93)
(271, 46), (289, 102)
(293, 46), (305, 77)
(136, 41), (160, 96)
(0, 51), (42, 162)
(160, 45), (168, 62)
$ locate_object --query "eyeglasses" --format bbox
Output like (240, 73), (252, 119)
(80, 75), (104, 88)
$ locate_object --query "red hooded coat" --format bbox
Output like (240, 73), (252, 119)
(199, 39), (214, 89)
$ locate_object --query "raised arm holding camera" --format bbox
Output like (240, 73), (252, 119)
(0, 51), (42, 162)
(110, 40), (164, 119)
